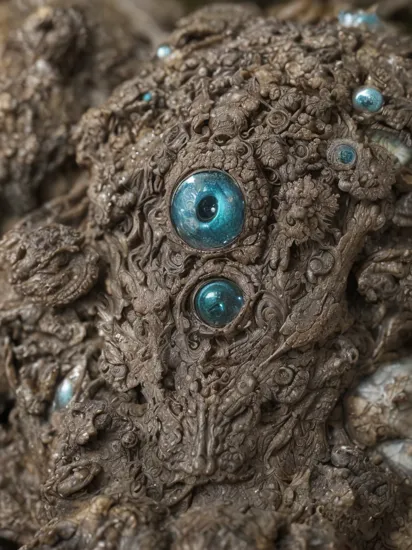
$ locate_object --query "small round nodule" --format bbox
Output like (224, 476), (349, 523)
(170, 170), (245, 250)
(156, 44), (172, 59)
(353, 87), (384, 113)
(194, 279), (244, 328)
(142, 92), (153, 102)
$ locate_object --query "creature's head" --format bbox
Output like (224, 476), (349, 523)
(2, 5), (412, 549)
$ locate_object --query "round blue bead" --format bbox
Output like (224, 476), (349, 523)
(195, 279), (244, 327)
(142, 92), (152, 102)
(171, 170), (245, 250)
(337, 144), (357, 165)
(353, 87), (384, 113)
(156, 44), (172, 59)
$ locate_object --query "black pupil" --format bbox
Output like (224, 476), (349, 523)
(197, 195), (218, 222)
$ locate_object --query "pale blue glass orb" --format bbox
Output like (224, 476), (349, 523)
(142, 92), (153, 102)
(353, 87), (384, 113)
(338, 10), (381, 30)
(171, 170), (245, 250)
(53, 377), (75, 410)
(156, 44), (172, 59)
(195, 279), (244, 327)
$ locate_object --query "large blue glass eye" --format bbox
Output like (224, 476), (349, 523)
(195, 279), (244, 327)
(353, 87), (384, 113)
(171, 170), (245, 250)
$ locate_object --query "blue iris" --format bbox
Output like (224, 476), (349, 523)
(353, 87), (384, 113)
(337, 144), (357, 165)
(171, 170), (245, 250)
(195, 279), (244, 327)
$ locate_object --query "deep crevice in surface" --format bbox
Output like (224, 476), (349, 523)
(0, 537), (19, 550)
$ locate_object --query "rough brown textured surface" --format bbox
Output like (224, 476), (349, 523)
(0, 0), (183, 230)
(1, 3), (412, 549)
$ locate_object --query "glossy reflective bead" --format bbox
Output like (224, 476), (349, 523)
(156, 44), (172, 59)
(53, 368), (82, 410)
(353, 87), (384, 113)
(171, 170), (245, 250)
(195, 279), (244, 327)
(142, 92), (153, 102)
(338, 10), (381, 30)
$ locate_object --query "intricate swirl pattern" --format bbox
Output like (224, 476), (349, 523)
(1, 5), (412, 550)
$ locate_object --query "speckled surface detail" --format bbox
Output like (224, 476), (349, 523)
(1, 3), (412, 549)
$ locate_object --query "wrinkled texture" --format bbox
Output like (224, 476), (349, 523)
(1, 3), (412, 550)
(0, 0), (183, 229)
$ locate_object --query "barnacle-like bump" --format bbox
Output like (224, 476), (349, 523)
(194, 278), (244, 327)
(0, 224), (99, 306)
(171, 170), (245, 250)
(345, 359), (412, 447)
(352, 87), (384, 113)
(370, 130), (412, 166)
(327, 140), (358, 170)
(376, 439), (412, 478)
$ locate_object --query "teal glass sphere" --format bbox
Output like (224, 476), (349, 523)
(171, 170), (245, 250)
(194, 279), (244, 327)
(353, 87), (384, 113)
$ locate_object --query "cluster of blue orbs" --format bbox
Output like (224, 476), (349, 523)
(167, 83), (386, 328)
(171, 170), (245, 327)
(155, 16), (385, 328)
(53, 11), (400, 411)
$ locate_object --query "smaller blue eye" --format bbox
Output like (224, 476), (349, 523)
(171, 170), (245, 250)
(142, 92), (153, 102)
(337, 144), (357, 165)
(195, 279), (244, 327)
(353, 87), (384, 113)
(327, 141), (358, 169)
(156, 44), (172, 59)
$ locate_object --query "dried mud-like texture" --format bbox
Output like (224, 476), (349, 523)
(2, 3), (412, 549)
(0, 0), (183, 230)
